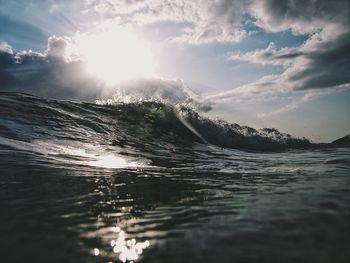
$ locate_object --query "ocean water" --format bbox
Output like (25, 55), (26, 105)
(0, 92), (349, 263)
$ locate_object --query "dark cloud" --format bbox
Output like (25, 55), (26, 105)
(229, 30), (350, 91)
(0, 38), (102, 101)
(250, 0), (350, 34)
(251, 0), (350, 90)
(0, 45), (15, 67)
(219, 0), (350, 100)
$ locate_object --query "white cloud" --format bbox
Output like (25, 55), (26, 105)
(258, 90), (332, 118)
(229, 42), (301, 66)
(0, 42), (13, 54)
(45, 36), (73, 61)
(206, 74), (287, 102)
(85, 0), (247, 43)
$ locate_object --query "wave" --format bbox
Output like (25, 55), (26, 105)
(0, 92), (312, 157)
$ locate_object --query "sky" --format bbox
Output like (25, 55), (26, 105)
(0, 0), (349, 142)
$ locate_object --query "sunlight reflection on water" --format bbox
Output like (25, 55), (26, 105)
(56, 142), (147, 169)
(94, 226), (150, 262)
(87, 154), (137, 169)
(0, 137), (149, 169)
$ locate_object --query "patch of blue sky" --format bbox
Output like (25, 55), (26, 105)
(0, 0), (85, 51)
(0, 13), (48, 51)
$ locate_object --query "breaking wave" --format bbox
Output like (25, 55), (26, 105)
(0, 92), (310, 161)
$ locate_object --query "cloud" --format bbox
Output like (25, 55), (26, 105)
(85, 0), (350, 98)
(0, 38), (208, 108)
(2, 0), (349, 104)
(228, 31), (350, 90)
(258, 90), (332, 118)
(214, 0), (350, 101)
(250, 0), (350, 35)
(0, 38), (103, 100)
(45, 36), (70, 59)
(0, 42), (13, 54)
(229, 42), (301, 66)
(85, 0), (247, 43)
(285, 31), (350, 90)
(207, 74), (286, 102)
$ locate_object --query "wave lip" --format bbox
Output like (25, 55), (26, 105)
(178, 108), (310, 151)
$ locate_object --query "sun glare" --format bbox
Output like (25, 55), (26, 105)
(72, 27), (155, 84)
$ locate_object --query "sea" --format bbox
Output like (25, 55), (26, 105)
(0, 92), (349, 263)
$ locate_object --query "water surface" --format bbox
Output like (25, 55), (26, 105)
(1, 93), (349, 263)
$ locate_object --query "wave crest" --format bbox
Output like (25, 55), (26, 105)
(0, 92), (310, 153)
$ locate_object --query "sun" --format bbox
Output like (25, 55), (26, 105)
(71, 26), (155, 84)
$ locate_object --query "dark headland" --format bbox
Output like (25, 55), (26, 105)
(332, 134), (350, 146)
